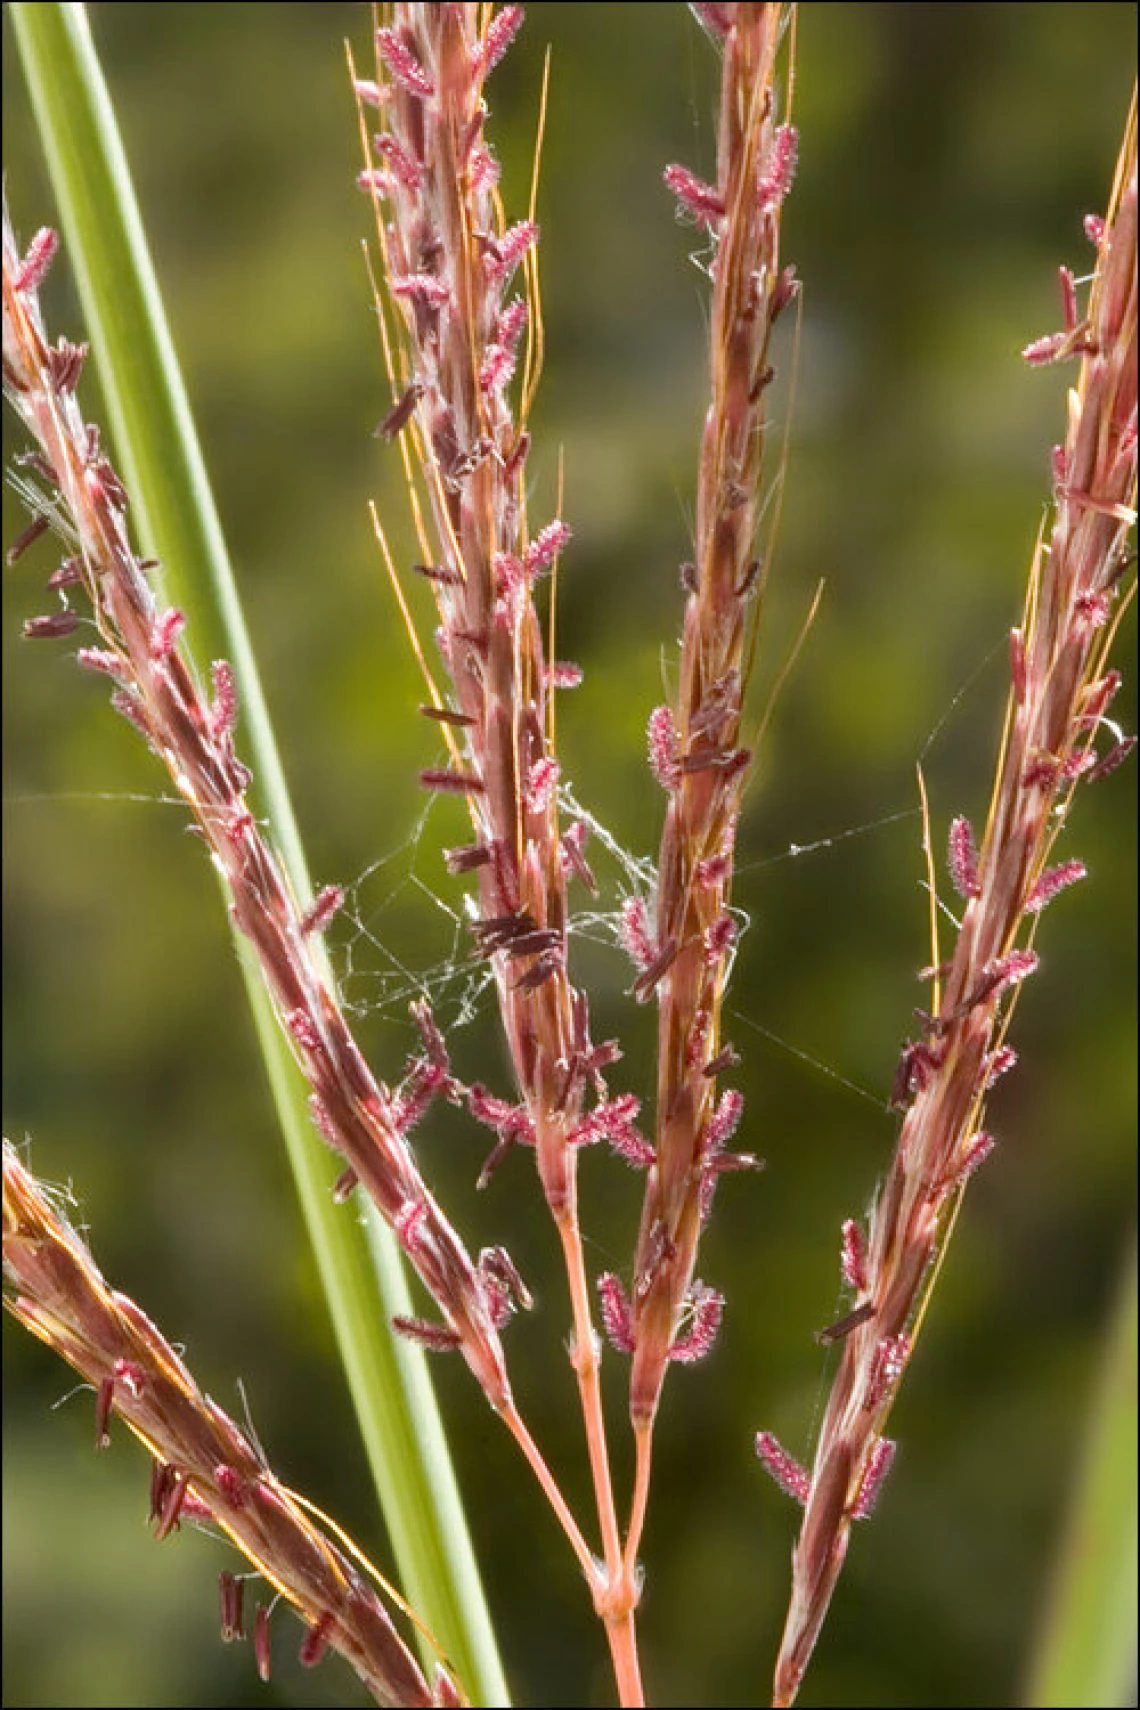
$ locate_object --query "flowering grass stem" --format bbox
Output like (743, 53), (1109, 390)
(768, 95), (1137, 1710)
(2, 1141), (455, 1709)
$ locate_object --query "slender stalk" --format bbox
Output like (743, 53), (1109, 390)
(767, 97), (1138, 1709)
(4, 10), (509, 1696)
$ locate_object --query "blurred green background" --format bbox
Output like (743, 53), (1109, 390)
(3, 4), (1136, 1707)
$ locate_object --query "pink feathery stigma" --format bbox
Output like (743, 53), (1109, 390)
(947, 815), (981, 899)
(619, 895), (657, 971)
(13, 226), (58, 293)
(569, 1097), (621, 1148)
(663, 163), (725, 228)
(352, 78), (384, 108)
(754, 1431), (810, 1506)
(77, 647), (126, 679)
(1084, 213), (1107, 248)
(301, 885), (345, 937)
(560, 819), (597, 892)
(375, 26), (435, 98)
(1026, 859), (1087, 914)
(851, 1438), (897, 1520)
(394, 1200), (428, 1255)
(308, 1094), (341, 1152)
(110, 687), (152, 741)
(475, 5), (524, 75)
(598, 1093), (643, 1134)
(984, 1045), (1018, 1088)
(392, 1058), (447, 1140)
(758, 124), (798, 209)
(598, 1272), (636, 1354)
(991, 947), (1039, 991)
(867, 1334), (910, 1407)
(1074, 590), (1112, 630)
(466, 1084), (536, 1150)
(286, 1008), (322, 1053)
(1086, 736), (1137, 783)
(840, 1218), (868, 1293)
(669, 1281), (724, 1364)
(391, 272), (451, 306)
(466, 1082), (518, 1130)
(480, 297), (528, 393)
(686, 1008), (712, 1069)
(581, 1095), (654, 1168)
(214, 1463), (248, 1509)
(607, 1125), (656, 1170)
(357, 169), (389, 196)
(704, 911), (738, 964)
(524, 756), (560, 814)
(648, 704), (682, 789)
(523, 519), (571, 578)
(706, 1088), (744, 1150)
(391, 1315), (462, 1353)
(697, 852), (732, 886)
(470, 145), (501, 195)
(496, 296), (529, 350)
(374, 133), (424, 194)
(485, 220), (539, 284)
(547, 660), (583, 689)
(149, 606), (185, 660)
(480, 343), (516, 396)
(492, 552), (524, 599)
(956, 1130), (997, 1186)
(209, 660), (238, 738)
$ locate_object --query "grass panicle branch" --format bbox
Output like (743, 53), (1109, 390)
(1, 1141), (456, 1709)
(2, 206), (515, 1419)
(621, 6), (796, 1570)
(767, 97), (1138, 1710)
(360, 5), (644, 1691)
